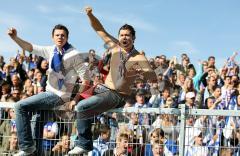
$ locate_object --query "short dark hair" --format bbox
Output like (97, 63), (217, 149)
(99, 124), (110, 134)
(118, 24), (136, 40)
(208, 56), (215, 61)
(52, 24), (69, 38)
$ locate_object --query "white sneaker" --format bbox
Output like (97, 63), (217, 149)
(13, 150), (36, 156)
(68, 146), (89, 155)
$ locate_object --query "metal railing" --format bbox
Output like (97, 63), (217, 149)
(1, 102), (240, 156)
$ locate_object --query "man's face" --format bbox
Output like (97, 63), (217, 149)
(136, 95), (145, 104)
(9, 134), (18, 149)
(101, 131), (110, 141)
(194, 135), (203, 145)
(12, 76), (19, 86)
(118, 138), (129, 154)
(152, 144), (164, 156)
(118, 29), (134, 50)
(213, 88), (221, 98)
(208, 58), (215, 66)
(186, 97), (195, 106)
(41, 60), (48, 70)
(207, 99), (214, 109)
(61, 135), (70, 149)
(52, 29), (68, 49)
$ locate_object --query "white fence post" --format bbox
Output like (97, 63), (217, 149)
(179, 104), (186, 156)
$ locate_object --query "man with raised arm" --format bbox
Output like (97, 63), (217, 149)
(68, 7), (157, 155)
(8, 24), (90, 156)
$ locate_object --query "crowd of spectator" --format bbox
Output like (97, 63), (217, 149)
(0, 49), (240, 156)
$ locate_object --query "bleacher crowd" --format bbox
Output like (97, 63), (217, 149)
(0, 49), (240, 156)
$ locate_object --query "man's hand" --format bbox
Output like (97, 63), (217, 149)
(66, 100), (77, 111)
(7, 27), (17, 39)
(85, 6), (92, 15)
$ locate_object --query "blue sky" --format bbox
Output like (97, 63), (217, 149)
(1, 0), (240, 68)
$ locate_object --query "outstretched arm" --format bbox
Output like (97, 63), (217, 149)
(7, 27), (33, 52)
(85, 6), (118, 46)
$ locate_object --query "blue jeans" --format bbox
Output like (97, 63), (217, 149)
(14, 92), (64, 152)
(74, 90), (125, 151)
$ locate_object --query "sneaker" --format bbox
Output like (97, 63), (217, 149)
(68, 146), (89, 155)
(13, 150), (36, 156)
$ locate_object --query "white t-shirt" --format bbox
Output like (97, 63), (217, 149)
(32, 44), (90, 102)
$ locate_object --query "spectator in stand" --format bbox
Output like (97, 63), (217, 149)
(52, 133), (70, 156)
(0, 55), (5, 71)
(103, 132), (132, 156)
(8, 74), (23, 92)
(89, 124), (111, 156)
(185, 92), (200, 109)
(186, 65), (196, 79)
(151, 141), (164, 156)
(37, 57), (49, 89)
(26, 69), (35, 82)
(145, 128), (165, 156)
(176, 72), (186, 87)
(2, 132), (19, 155)
(231, 75), (239, 89)
(42, 120), (59, 156)
(208, 56), (217, 71)
(23, 78), (32, 93)
(0, 83), (11, 102)
(33, 71), (43, 93)
(178, 77), (196, 103)
(28, 54), (38, 71)
(202, 76), (218, 105)
(149, 58), (156, 70)
(181, 115), (196, 147)
(11, 88), (21, 102)
(86, 49), (99, 72)
(0, 108), (17, 153)
(174, 56), (192, 76)
(150, 88), (171, 108)
(26, 86), (34, 97)
(185, 131), (209, 156)
(154, 55), (168, 75)
(152, 114), (179, 155)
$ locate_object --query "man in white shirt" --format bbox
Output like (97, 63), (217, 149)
(8, 24), (89, 156)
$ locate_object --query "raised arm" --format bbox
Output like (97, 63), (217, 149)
(7, 27), (33, 52)
(85, 6), (118, 46)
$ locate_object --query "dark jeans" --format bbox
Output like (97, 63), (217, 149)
(14, 92), (64, 153)
(74, 90), (125, 150)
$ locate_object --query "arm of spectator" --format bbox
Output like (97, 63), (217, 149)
(5, 65), (12, 85)
(209, 97), (222, 110)
(16, 63), (27, 82)
(174, 63), (185, 73)
(149, 94), (160, 108)
(85, 6), (118, 48)
(7, 28), (33, 52)
(195, 90), (203, 109)
(199, 72), (208, 87)
(52, 142), (62, 152)
(163, 60), (174, 78)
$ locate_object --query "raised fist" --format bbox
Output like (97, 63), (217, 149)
(7, 27), (17, 39)
(85, 6), (92, 15)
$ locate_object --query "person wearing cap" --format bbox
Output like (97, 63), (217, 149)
(185, 91), (198, 109)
